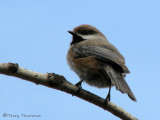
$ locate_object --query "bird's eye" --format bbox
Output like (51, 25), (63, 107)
(81, 30), (94, 35)
(81, 30), (89, 35)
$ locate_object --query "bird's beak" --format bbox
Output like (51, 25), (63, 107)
(68, 31), (78, 36)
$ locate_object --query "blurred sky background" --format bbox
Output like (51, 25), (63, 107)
(0, 0), (160, 120)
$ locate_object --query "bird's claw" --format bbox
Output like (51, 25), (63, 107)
(75, 82), (82, 89)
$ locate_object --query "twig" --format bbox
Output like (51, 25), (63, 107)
(0, 63), (138, 120)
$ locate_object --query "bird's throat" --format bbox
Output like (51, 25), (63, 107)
(70, 36), (85, 45)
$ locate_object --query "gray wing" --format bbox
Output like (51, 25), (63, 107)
(74, 45), (130, 73)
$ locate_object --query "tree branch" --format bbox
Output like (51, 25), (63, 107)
(0, 63), (138, 120)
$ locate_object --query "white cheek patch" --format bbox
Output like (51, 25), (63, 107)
(80, 34), (106, 40)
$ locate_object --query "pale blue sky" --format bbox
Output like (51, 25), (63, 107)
(0, 0), (160, 120)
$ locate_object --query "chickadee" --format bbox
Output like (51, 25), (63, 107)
(67, 24), (136, 102)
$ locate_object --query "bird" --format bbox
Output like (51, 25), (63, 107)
(66, 24), (136, 102)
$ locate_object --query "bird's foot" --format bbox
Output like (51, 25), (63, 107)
(105, 93), (110, 102)
(75, 81), (82, 89)
(104, 87), (111, 109)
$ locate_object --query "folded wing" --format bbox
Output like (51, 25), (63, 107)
(74, 44), (130, 73)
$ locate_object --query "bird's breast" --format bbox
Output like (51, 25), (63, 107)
(67, 46), (111, 88)
(67, 47), (101, 75)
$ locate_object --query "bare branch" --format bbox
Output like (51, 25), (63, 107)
(0, 63), (138, 120)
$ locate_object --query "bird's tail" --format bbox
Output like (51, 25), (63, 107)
(104, 65), (137, 101)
